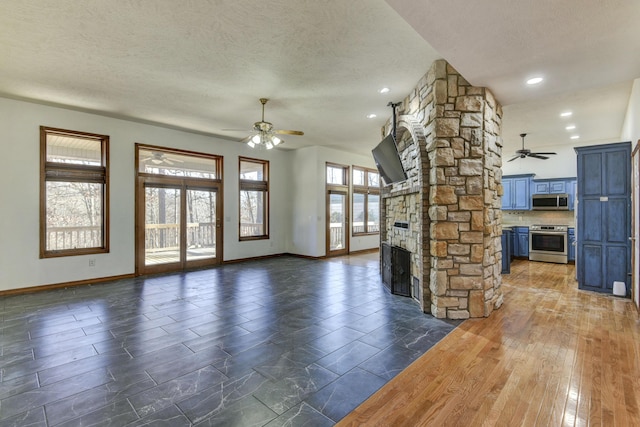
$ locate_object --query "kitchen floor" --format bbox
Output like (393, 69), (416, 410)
(340, 259), (640, 425)
(0, 254), (458, 426)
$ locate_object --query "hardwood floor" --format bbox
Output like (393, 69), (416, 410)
(338, 259), (640, 426)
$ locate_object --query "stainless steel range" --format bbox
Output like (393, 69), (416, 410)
(529, 225), (568, 264)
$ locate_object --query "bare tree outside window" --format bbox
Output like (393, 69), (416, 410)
(352, 166), (380, 235)
(239, 158), (269, 240)
(40, 127), (109, 258)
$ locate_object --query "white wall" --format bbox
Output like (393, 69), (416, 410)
(503, 79), (639, 179)
(501, 143), (579, 178)
(289, 145), (380, 257)
(501, 137), (623, 179)
(622, 78), (640, 146)
(0, 97), (380, 291)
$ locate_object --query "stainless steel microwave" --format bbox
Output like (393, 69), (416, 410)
(531, 193), (569, 210)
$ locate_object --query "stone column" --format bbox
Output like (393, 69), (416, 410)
(381, 59), (503, 319)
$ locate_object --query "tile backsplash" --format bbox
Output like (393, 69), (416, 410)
(502, 210), (575, 227)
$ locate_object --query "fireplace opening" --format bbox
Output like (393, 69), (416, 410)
(381, 242), (411, 297)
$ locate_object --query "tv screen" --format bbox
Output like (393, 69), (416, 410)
(372, 134), (407, 185)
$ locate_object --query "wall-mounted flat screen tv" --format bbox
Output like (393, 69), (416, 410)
(372, 133), (407, 185)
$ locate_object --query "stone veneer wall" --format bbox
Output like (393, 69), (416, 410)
(381, 59), (504, 319)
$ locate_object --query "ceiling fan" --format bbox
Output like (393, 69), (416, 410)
(140, 151), (184, 165)
(507, 133), (557, 162)
(224, 98), (304, 149)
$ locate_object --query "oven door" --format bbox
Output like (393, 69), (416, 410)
(529, 231), (568, 263)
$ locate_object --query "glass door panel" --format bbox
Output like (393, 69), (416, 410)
(145, 187), (181, 266)
(186, 189), (217, 261)
(328, 192), (348, 255)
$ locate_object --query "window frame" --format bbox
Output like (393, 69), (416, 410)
(239, 157), (269, 241)
(326, 163), (348, 186)
(40, 126), (110, 258)
(352, 166), (380, 236)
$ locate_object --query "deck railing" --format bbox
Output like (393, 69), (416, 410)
(46, 226), (102, 250)
(240, 223), (263, 237)
(352, 222), (380, 234)
(46, 221), (378, 252)
(145, 222), (216, 252)
(45, 223), (217, 252)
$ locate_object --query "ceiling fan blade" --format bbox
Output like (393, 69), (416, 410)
(533, 152), (556, 155)
(222, 128), (253, 132)
(275, 129), (304, 136)
(528, 154), (549, 160)
(507, 155), (521, 162)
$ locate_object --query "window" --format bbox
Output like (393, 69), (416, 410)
(239, 158), (269, 240)
(326, 164), (347, 185)
(40, 126), (109, 258)
(138, 147), (219, 179)
(352, 166), (380, 235)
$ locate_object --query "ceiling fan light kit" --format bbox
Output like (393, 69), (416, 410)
(234, 98), (303, 150)
(507, 133), (557, 162)
(247, 133), (282, 149)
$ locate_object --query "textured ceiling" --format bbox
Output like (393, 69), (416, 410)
(387, 0), (640, 152)
(1, 0), (639, 156)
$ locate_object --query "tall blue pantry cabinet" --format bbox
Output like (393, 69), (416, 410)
(575, 142), (631, 294)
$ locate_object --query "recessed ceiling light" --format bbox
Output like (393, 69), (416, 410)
(570, 135), (580, 140)
(565, 125), (576, 130)
(560, 111), (573, 117)
(379, 87), (390, 94)
(366, 113), (377, 119)
(526, 77), (543, 85)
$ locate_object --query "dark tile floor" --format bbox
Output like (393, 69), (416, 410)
(0, 255), (459, 426)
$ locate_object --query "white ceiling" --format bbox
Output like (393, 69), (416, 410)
(1, 0), (639, 157)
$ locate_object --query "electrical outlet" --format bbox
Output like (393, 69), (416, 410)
(88, 259), (96, 267)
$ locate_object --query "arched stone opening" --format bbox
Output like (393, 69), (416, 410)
(380, 116), (432, 312)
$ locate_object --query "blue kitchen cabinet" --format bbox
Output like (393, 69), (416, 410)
(532, 181), (549, 194)
(568, 227), (575, 262)
(501, 228), (513, 274)
(549, 180), (567, 193)
(532, 178), (570, 194)
(512, 226), (529, 257)
(575, 142), (631, 294)
(517, 227), (529, 257)
(566, 179), (576, 210)
(502, 174), (534, 210)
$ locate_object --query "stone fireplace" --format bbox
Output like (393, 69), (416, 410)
(380, 59), (504, 319)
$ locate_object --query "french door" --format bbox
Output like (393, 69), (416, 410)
(137, 180), (222, 274)
(327, 190), (349, 256)
(135, 144), (223, 275)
